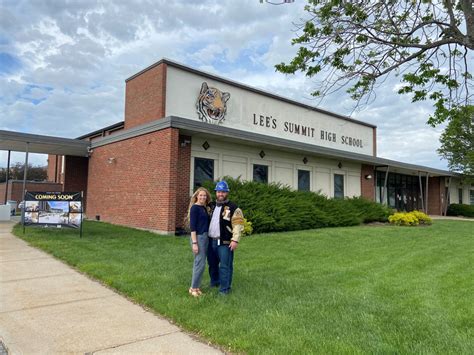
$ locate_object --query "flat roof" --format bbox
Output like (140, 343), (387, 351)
(0, 130), (90, 156)
(90, 116), (454, 177)
(125, 58), (377, 129)
(76, 121), (125, 140)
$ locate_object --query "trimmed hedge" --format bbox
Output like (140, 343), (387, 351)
(447, 203), (474, 217)
(202, 177), (391, 234)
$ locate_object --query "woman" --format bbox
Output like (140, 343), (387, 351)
(187, 187), (211, 297)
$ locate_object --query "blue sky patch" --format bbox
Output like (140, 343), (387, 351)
(0, 52), (21, 74)
(16, 84), (54, 105)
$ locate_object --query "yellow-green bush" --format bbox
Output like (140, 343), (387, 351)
(242, 218), (253, 237)
(388, 211), (432, 226)
(410, 210), (432, 224)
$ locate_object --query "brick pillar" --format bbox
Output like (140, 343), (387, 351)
(175, 135), (192, 231)
(427, 176), (443, 215)
(124, 62), (167, 129)
(64, 156), (89, 209)
(360, 164), (375, 201)
(47, 154), (63, 182)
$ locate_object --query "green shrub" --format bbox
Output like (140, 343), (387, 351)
(447, 203), (474, 217)
(388, 211), (432, 226)
(345, 196), (392, 223)
(202, 177), (391, 233)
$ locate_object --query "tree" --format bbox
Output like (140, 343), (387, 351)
(275, 0), (473, 171)
(0, 163), (48, 182)
(438, 105), (474, 177)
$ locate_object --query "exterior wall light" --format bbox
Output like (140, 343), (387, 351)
(107, 157), (116, 164)
(181, 139), (191, 147)
(365, 174), (373, 180)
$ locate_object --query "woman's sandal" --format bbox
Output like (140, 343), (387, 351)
(188, 288), (200, 297)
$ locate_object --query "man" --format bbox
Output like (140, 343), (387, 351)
(207, 180), (244, 295)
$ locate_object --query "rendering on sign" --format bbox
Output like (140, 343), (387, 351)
(23, 191), (83, 229)
(196, 82), (230, 124)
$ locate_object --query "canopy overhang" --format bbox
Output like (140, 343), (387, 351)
(0, 130), (90, 156)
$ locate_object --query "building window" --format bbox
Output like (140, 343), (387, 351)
(334, 174), (344, 199)
(470, 190), (474, 205)
(253, 164), (268, 184)
(298, 170), (310, 191)
(459, 188), (463, 204)
(194, 158), (214, 189)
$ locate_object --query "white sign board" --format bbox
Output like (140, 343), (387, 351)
(166, 66), (375, 156)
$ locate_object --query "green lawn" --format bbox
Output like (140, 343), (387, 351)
(13, 220), (473, 354)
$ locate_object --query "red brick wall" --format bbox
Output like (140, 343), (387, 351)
(0, 181), (62, 204)
(360, 164), (375, 201)
(0, 184), (6, 204)
(124, 63), (167, 130)
(427, 176), (444, 215)
(86, 128), (181, 233)
(175, 136), (192, 230)
(0, 182), (9, 204)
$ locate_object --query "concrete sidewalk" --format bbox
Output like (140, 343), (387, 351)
(0, 221), (222, 354)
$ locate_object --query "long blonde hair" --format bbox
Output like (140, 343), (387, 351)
(185, 187), (211, 228)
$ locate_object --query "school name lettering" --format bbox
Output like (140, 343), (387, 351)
(252, 114), (363, 148)
(34, 194), (75, 201)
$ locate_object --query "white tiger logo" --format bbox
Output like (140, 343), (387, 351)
(196, 82), (230, 124)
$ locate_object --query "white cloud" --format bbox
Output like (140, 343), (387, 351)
(0, 0), (449, 171)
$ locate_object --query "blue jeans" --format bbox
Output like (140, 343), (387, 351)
(190, 233), (208, 289)
(207, 238), (234, 294)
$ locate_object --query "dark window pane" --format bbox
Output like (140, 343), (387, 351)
(459, 188), (463, 204)
(334, 174), (344, 199)
(470, 190), (474, 205)
(194, 158), (214, 189)
(253, 164), (268, 184)
(298, 170), (310, 191)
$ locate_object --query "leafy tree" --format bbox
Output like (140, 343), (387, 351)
(0, 163), (47, 182)
(276, 0), (473, 171)
(438, 105), (474, 177)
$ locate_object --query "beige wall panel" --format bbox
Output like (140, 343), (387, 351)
(274, 166), (294, 187)
(222, 160), (247, 180)
(347, 174), (361, 197)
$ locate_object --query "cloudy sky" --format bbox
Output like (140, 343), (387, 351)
(0, 0), (447, 170)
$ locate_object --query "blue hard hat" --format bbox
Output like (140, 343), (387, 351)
(215, 180), (230, 192)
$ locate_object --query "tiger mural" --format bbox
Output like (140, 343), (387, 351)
(196, 82), (230, 124)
